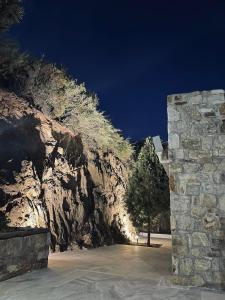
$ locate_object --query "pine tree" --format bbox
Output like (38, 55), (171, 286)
(125, 137), (169, 246)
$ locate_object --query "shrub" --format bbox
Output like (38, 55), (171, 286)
(0, 58), (133, 161)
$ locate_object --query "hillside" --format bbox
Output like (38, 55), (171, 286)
(0, 90), (136, 251)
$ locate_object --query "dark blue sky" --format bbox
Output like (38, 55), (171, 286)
(9, 0), (225, 141)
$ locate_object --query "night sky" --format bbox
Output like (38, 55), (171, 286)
(9, 0), (225, 141)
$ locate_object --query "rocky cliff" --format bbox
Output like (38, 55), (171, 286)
(0, 90), (136, 251)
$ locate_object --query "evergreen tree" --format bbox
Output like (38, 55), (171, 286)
(125, 137), (169, 246)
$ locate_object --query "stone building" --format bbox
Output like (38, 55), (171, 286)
(168, 90), (225, 289)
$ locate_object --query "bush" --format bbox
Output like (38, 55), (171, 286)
(0, 58), (133, 161)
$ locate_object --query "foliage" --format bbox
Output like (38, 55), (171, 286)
(125, 137), (169, 245)
(0, 40), (28, 85)
(150, 211), (170, 233)
(0, 0), (23, 32)
(0, 0), (27, 88)
(5, 61), (133, 160)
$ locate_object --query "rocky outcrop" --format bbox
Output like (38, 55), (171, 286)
(0, 90), (136, 251)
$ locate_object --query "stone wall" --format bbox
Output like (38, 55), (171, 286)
(0, 228), (50, 281)
(168, 90), (225, 289)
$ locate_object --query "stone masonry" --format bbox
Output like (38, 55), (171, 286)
(168, 90), (225, 289)
(0, 228), (50, 281)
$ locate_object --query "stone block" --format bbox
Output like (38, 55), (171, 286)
(183, 163), (201, 173)
(195, 258), (212, 272)
(199, 108), (216, 117)
(203, 213), (220, 230)
(191, 206), (207, 218)
(207, 94), (225, 104)
(190, 275), (205, 286)
(190, 95), (202, 104)
(210, 89), (224, 95)
(174, 95), (187, 105)
(167, 106), (180, 122)
(218, 195), (225, 212)
(201, 136), (213, 151)
(202, 194), (217, 208)
(186, 183), (201, 196)
(192, 232), (210, 247)
(175, 149), (185, 160)
(210, 272), (225, 286)
(182, 139), (201, 151)
(219, 103), (225, 116)
(172, 235), (189, 256)
(169, 133), (180, 149)
(191, 248), (208, 257)
(180, 258), (194, 275)
(169, 162), (183, 173)
(213, 170), (225, 184)
(212, 258), (220, 271)
(191, 196), (201, 206)
(167, 95), (173, 104)
(176, 215), (194, 231)
(170, 196), (190, 213)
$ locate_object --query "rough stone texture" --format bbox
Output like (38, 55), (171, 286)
(0, 90), (136, 251)
(168, 90), (225, 289)
(0, 228), (50, 281)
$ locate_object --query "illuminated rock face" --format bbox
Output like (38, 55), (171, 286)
(168, 90), (225, 289)
(0, 90), (136, 251)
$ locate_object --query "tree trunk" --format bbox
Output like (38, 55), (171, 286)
(147, 216), (151, 247)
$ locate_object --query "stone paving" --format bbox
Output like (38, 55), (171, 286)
(0, 238), (224, 300)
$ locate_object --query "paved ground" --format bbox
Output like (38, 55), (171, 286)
(0, 237), (224, 299)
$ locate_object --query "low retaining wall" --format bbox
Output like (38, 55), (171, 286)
(0, 228), (50, 281)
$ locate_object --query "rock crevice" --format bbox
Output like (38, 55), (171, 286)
(0, 90), (136, 251)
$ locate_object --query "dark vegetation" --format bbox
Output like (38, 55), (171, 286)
(0, 211), (9, 231)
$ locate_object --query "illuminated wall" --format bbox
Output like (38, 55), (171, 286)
(168, 90), (225, 289)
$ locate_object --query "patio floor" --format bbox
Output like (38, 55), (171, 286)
(0, 237), (224, 299)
